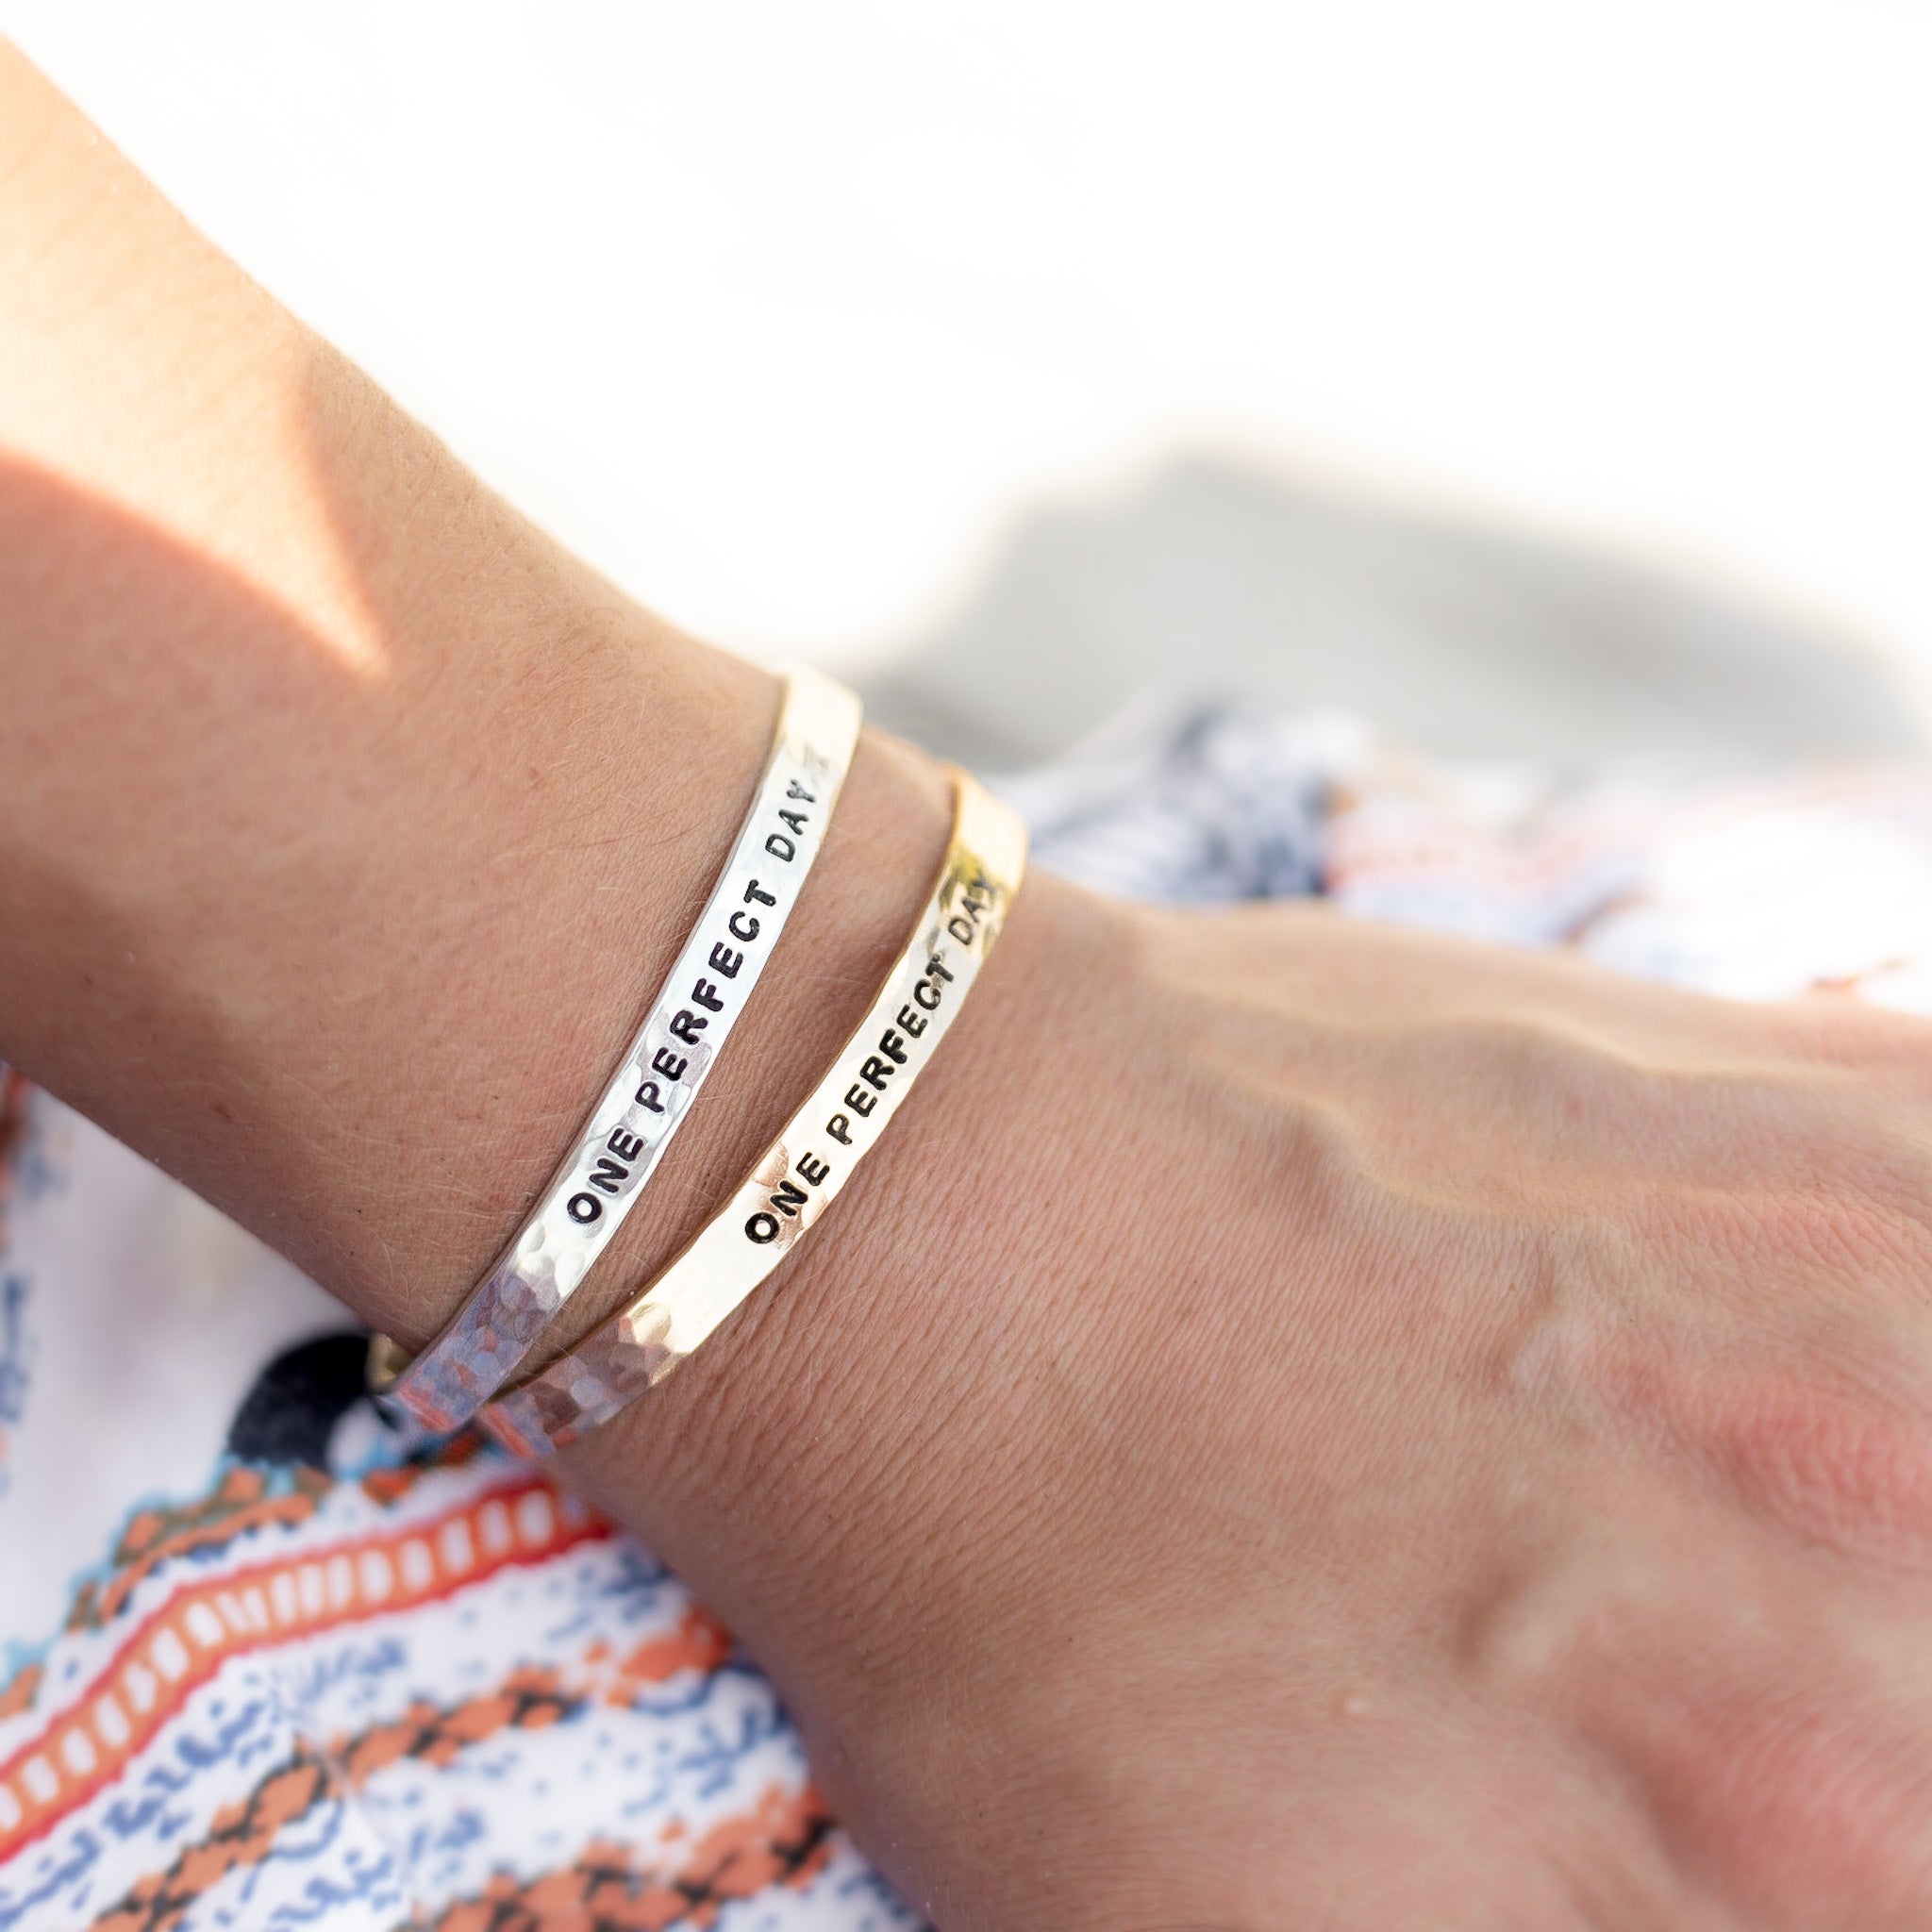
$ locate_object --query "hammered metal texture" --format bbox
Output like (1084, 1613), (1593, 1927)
(480, 769), (1027, 1457)
(371, 667), (863, 1433)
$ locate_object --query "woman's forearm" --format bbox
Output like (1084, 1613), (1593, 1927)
(0, 42), (956, 1348)
(0, 50), (1003, 1761)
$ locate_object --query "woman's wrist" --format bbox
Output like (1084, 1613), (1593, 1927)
(560, 871), (1134, 1789)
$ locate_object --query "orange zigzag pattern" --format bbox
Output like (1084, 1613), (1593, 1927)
(0, 1475), (610, 1863)
(87, 1608), (740, 1932)
(88, 1612), (743, 1932)
(429, 1788), (836, 1932)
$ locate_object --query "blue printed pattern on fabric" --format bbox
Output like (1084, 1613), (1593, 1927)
(0, 1441), (919, 1931)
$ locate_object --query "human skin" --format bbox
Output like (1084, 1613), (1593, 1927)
(7, 42), (1932, 1931)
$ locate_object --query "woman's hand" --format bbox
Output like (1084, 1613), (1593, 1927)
(588, 875), (1932, 1931)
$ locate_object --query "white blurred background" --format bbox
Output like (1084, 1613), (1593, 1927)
(6, 0), (1931, 765)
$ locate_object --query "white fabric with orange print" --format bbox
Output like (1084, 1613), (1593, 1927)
(0, 1083), (911, 1932)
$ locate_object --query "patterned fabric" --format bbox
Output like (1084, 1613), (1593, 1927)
(8, 708), (1932, 1929)
(0, 1109), (909, 1932)
(1017, 705), (1932, 1009)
